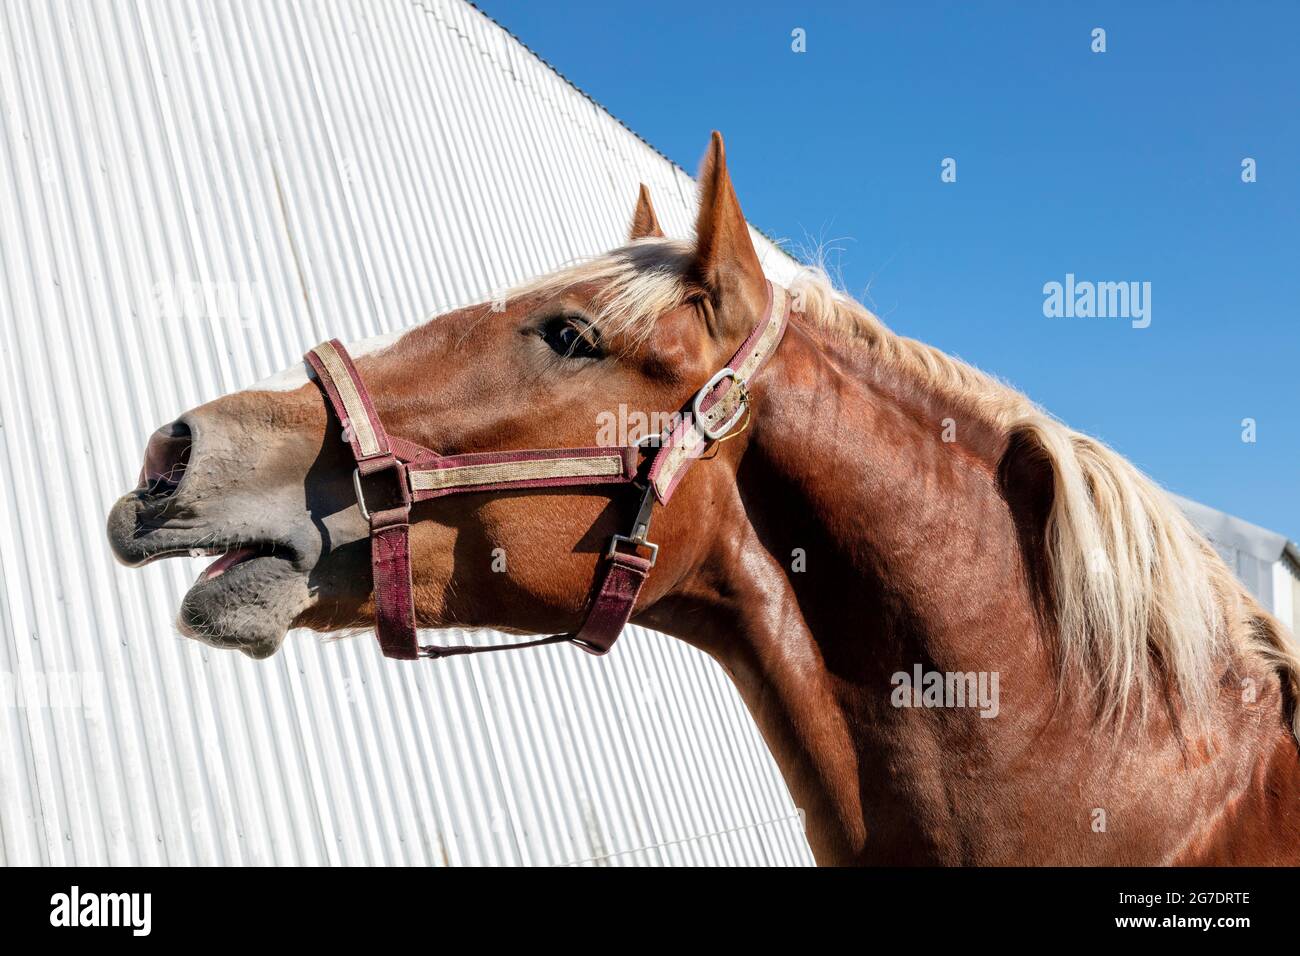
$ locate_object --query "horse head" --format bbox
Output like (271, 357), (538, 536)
(107, 132), (774, 662)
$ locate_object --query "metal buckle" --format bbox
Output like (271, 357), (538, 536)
(608, 533), (658, 567)
(353, 458), (410, 524)
(607, 482), (658, 567)
(692, 367), (748, 441)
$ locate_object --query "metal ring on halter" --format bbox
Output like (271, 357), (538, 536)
(352, 468), (372, 523)
(692, 367), (748, 441)
(352, 459), (410, 524)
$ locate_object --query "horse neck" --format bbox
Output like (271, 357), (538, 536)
(646, 320), (1054, 861)
(649, 319), (1299, 864)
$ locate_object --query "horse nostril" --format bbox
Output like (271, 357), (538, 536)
(139, 419), (193, 497)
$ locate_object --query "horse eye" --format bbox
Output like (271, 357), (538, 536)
(539, 315), (602, 359)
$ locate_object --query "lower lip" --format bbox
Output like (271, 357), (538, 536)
(202, 547), (260, 581)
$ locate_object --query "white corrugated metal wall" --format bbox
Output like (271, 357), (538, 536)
(1175, 495), (1300, 638)
(0, 0), (813, 865)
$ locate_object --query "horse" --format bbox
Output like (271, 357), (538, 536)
(107, 132), (1300, 865)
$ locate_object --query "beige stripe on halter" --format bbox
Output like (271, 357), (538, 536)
(310, 341), (382, 458)
(410, 454), (626, 492)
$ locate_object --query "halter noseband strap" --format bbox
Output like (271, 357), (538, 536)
(306, 281), (790, 661)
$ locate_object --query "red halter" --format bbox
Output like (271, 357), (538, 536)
(306, 282), (790, 661)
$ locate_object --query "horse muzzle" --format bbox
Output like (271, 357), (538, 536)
(106, 410), (326, 658)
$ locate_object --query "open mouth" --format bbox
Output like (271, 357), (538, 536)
(124, 540), (296, 582)
(191, 543), (293, 583)
(201, 546), (260, 580)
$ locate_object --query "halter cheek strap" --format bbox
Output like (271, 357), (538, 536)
(306, 280), (789, 661)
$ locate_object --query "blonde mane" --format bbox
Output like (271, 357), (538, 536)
(513, 237), (1300, 739)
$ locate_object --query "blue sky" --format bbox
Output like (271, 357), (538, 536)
(476, 1), (1299, 539)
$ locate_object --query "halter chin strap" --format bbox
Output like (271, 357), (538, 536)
(306, 281), (790, 661)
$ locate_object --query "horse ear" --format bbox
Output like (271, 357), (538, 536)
(691, 131), (768, 339)
(629, 183), (665, 240)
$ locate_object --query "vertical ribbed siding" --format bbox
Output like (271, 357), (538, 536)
(0, 0), (812, 865)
